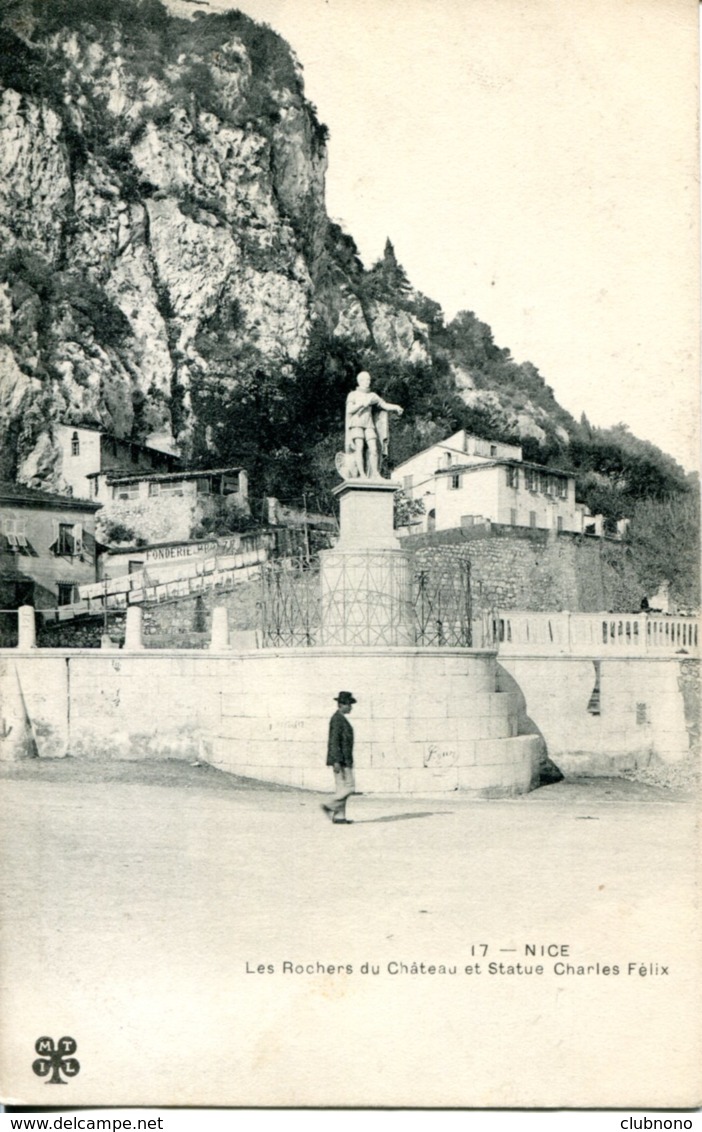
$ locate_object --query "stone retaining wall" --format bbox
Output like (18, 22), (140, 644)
(1, 647), (542, 797)
(404, 526), (643, 614)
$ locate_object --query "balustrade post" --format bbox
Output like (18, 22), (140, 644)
(124, 605), (144, 651)
(17, 605), (36, 650)
(210, 605), (230, 650)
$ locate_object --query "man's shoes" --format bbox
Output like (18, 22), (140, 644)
(333, 817), (352, 825)
(321, 804), (335, 822)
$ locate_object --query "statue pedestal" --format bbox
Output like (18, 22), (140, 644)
(333, 479), (399, 550)
(319, 480), (413, 646)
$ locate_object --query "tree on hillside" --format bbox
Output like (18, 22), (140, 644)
(364, 238), (412, 302)
(626, 492), (700, 609)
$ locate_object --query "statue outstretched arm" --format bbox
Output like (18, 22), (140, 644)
(376, 398), (403, 415)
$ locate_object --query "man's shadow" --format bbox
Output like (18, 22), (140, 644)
(354, 811), (451, 824)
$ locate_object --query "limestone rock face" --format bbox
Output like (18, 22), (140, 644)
(0, 5), (358, 484)
(0, 1), (575, 496)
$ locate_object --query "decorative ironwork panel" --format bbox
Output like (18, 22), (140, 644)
(258, 556), (474, 648)
(258, 559), (321, 647)
(320, 550), (413, 647)
(413, 559), (473, 647)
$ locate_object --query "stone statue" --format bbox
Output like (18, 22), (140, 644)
(336, 372), (403, 480)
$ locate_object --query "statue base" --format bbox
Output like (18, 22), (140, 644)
(319, 546), (413, 646)
(321, 478), (412, 646)
(332, 478), (399, 550)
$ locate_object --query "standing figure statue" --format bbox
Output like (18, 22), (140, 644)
(337, 371), (403, 480)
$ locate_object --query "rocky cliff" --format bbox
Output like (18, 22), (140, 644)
(0, 0), (439, 489)
(0, 0), (692, 525)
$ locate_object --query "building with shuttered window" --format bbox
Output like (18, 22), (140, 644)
(394, 430), (588, 535)
(0, 482), (100, 610)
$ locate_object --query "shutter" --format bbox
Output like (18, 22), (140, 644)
(73, 523), (83, 555)
(49, 519), (60, 551)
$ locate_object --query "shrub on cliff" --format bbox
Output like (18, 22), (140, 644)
(626, 491), (700, 609)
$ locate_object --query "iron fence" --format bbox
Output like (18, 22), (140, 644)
(257, 557), (474, 648)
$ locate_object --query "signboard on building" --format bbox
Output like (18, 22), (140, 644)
(145, 540), (218, 563)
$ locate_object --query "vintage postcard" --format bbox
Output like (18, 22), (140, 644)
(0, 0), (700, 1113)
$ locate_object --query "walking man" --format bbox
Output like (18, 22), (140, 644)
(322, 691), (357, 825)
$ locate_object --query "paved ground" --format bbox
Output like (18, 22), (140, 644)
(0, 758), (699, 1109)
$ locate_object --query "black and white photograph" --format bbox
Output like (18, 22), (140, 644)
(0, 0), (700, 1116)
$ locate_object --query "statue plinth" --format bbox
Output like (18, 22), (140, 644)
(320, 478), (413, 646)
(332, 478), (400, 550)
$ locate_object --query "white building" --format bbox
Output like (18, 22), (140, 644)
(91, 467), (249, 545)
(394, 430), (587, 535)
(55, 424), (181, 500)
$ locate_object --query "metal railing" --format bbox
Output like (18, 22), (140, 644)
(258, 557), (478, 648)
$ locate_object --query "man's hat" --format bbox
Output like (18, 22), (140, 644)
(335, 691), (357, 704)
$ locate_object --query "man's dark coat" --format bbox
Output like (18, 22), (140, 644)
(327, 710), (354, 767)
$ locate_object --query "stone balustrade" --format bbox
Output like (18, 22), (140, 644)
(494, 611), (699, 657)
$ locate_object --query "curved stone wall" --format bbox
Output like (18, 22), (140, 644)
(2, 646), (543, 796)
(205, 647), (543, 796)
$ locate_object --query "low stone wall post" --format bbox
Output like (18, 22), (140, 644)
(210, 605), (230, 650)
(124, 605), (144, 650)
(17, 605), (36, 650)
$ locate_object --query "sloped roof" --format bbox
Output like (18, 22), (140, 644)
(0, 482), (100, 511)
(103, 467), (244, 485)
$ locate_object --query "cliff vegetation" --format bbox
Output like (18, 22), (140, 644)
(0, 0), (696, 603)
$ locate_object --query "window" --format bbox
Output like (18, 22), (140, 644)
(540, 473), (551, 495)
(524, 468), (537, 492)
(58, 523), (75, 555)
(196, 478), (211, 495)
(529, 511), (536, 528)
(403, 475), (413, 491)
(222, 474), (240, 495)
(114, 483), (140, 500)
(506, 466), (519, 488)
(150, 480), (185, 496)
(3, 516), (28, 550)
(557, 516), (563, 531)
(557, 479), (568, 499)
(57, 582), (75, 606)
(51, 522), (82, 556)
(128, 560), (143, 574)
(460, 515), (474, 528)
(510, 508), (517, 525)
(490, 445), (497, 457)
(448, 473), (461, 490)
(71, 431), (80, 456)
(444, 453), (453, 467)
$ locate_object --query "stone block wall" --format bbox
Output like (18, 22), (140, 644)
(403, 526), (643, 615)
(2, 644), (694, 779)
(3, 647), (543, 797)
(97, 489), (221, 545)
(497, 655), (698, 776)
(141, 582), (261, 647)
